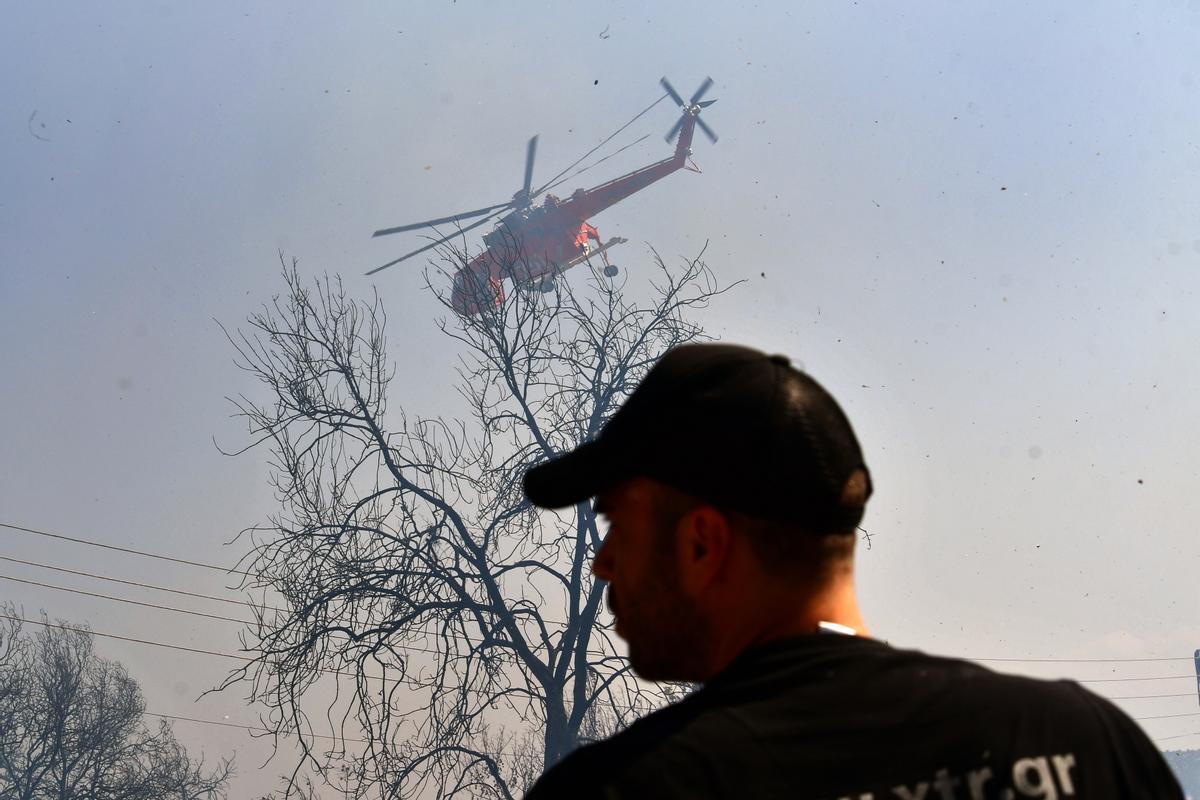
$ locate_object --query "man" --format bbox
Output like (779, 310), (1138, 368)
(522, 343), (1182, 799)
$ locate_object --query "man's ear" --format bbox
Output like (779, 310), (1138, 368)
(675, 505), (732, 596)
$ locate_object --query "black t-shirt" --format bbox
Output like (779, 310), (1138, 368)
(525, 635), (1183, 799)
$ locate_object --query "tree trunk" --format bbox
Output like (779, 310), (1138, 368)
(542, 685), (576, 770)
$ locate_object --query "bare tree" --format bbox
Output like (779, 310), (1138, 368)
(0, 604), (232, 800)
(219, 242), (729, 798)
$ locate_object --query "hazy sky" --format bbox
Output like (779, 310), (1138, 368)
(3, 2), (1199, 796)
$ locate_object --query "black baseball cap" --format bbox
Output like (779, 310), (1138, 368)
(523, 343), (872, 533)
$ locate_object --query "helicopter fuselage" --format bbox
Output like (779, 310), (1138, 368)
(449, 114), (699, 315)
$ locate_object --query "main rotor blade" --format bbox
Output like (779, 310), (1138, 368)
(522, 135), (538, 200)
(660, 77), (685, 107)
(366, 237), (450, 275)
(697, 99), (717, 109)
(366, 212), (501, 276)
(372, 202), (510, 237)
(690, 77), (714, 105)
(696, 116), (719, 143)
(665, 114), (686, 143)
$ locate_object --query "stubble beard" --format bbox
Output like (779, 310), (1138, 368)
(610, 573), (713, 683)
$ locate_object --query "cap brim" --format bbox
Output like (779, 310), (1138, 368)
(523, 440), (621, 509)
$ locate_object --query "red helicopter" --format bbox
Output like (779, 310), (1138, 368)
(368, 77), (718, 315)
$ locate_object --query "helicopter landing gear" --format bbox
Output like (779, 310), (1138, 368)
(602, 264), (619, 278)
(561, 236), (628, 274)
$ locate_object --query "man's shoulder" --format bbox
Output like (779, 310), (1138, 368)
(708, 636), (1101, 723)
(871, 644), (1118, 714)
(525, 639), (1183, 799)
(835, 642), (1139, 734)
(525, 695), (733, 800)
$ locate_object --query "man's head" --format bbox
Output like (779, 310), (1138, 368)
(523, 343), (872, 680)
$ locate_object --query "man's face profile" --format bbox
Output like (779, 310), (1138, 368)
(592, 479), (712, 682)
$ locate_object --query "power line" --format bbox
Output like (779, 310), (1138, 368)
(0, 553), (271, 610)
(0, 611), (624, 705)
(0, 583), (455, 662)
(0, 611), (419, 686)
(0, 523), (460, 649)
(5, 613), (1193, 744)
(1137, 712), (1200, 720)
(1, 570), (620, 663)
(6, 520), (1197, 669)
(8, 522), (1197, 750)
(6, 566), (517, 655)
(0, 611), (407, 683)
(0, 573), (252, 625)
(148, 711), (541, 758)
(148, 707), (1200, 759)
(975, 655), (1194, 663)
(12, 567), (1197, 689)
(140, 712), (1200, 775)
(1077, 675), (1196, 684)
(148, 710), (370, 746)
(1, 612), (251, 664)
(26, 704), (524, 756)
(2, 612), (653, 717)
(0, 561), (657, 690)
(7, 610), (1196, 728)
(1, 521), (250, 577)
(1, 521), (626, 644)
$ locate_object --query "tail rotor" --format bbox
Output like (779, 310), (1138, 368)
(662, 76), (718, 143)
